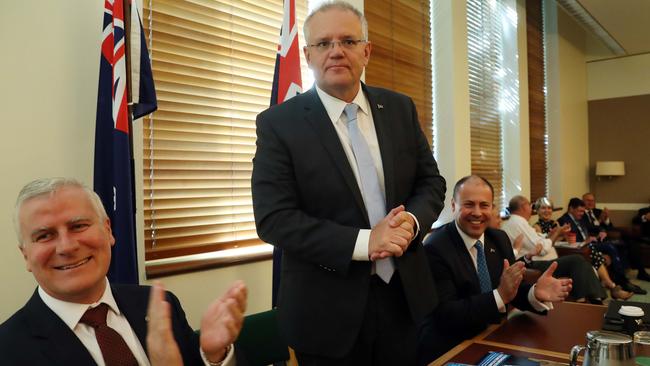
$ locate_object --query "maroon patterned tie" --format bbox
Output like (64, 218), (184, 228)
(79, 303), (139, 366)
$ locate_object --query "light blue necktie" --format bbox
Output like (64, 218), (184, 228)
(344, 103), (394, 283)
(475, 240), (492, 293)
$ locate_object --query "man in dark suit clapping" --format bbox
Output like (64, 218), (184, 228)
(417, 176), (571, 364)
(0, 178), (246, 365)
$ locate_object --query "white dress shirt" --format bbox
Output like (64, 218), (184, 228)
(501, 214), (558, 261)
(39, 279), (151, 366)
(39, 278), (235, 366)
(315, 84), (420, 261)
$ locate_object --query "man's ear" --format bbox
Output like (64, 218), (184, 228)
(19, 245), (32, 272)
(104, 218), (116, 247)
(363, 41), (372, 66)
(450, 198), (456, 213)
(303, 46), (312, 66)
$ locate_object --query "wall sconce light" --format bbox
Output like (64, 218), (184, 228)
(596, 161), (625, 180)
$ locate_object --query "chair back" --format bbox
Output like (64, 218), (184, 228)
(235, 308), (290, 366)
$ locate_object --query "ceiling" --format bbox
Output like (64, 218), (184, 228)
(575, 0), (650, 61)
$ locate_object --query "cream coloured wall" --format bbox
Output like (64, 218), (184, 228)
(545, 3), (591, 208)
(0, 0), (271, 326)
(587, 53), (650, 101)
(0, 0), (104, 321)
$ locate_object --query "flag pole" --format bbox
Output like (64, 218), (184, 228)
(122, 0), (139, 280)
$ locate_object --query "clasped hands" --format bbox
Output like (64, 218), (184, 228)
(368, 205), (415, 261)
(146, 280), (247, 366)
(497, 260), (572, 304)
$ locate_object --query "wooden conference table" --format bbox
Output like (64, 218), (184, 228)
(431, 301), (607, 365)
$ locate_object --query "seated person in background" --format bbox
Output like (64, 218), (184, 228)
(534, 197), (632, 300)
(417, 176), (572, 365)
(634, 205), (650, 240)
(558, 198), (646, 295)
(0, 177), (247, 365)
(582, 193), (612, 230)
(583, 193), (650, 281)
(501, 196), (606, 303)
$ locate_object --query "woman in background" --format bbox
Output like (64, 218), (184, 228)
(533, 197), (632, 300)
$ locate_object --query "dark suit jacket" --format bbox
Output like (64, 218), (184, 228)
(0, 285), (203, 365)
(252, 85), (446, 357)
(558, 213), (595, 241)
(417, 223), (542, 364)
(590, 208), (613, 230)
(634, 206), (650, 238)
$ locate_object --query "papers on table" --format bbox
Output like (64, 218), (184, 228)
(554, 241), (587, 248)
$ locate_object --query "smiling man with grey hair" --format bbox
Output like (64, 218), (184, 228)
(1, 177), (247, 366)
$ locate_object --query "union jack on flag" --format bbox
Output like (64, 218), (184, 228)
(270, 0), (302, 306)
(94, 0), (157, 284)
(270, 0), (303, 105)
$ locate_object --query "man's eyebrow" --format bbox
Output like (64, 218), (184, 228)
(67, 216), (91, 225)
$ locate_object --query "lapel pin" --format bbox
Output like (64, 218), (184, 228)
(377, 104), (384, 109)
(489, 248), (495, 253)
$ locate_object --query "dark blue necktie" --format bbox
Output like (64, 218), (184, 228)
(475, 240), (492, 293)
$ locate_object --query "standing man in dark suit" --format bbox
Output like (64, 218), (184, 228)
(0, 178), (247, 365)
(252, 2), (445, 364)
(417, 176), (571, 364)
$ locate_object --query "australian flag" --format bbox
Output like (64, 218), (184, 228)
(270, 0), (302, 306)
(94, 0), (157, 284)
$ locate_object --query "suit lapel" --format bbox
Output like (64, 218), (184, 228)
(446, 224), (483, 293)
(112, 285), (149, 356)
(303, 88), (369, 224)
(482, 238), (503, 287)
(24, 290), (97, 365)
(363, 85), (396, 209)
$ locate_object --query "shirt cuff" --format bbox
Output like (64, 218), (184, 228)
(528, 284), (553, 312)
(200, 345), (235, 366)
(405, 211), (421, 240)
(493, 289), (506, 313)
(352, 229), (371, 261)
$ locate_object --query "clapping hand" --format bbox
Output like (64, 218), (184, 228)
(200, 281), (247, 364)
(534, 261), (572, 302)
(146, 281), (183, 366)
(497, 260), (525, 303)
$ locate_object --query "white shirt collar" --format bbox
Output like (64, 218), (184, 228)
(38, 277), (121, 330)
(314, 83), (370, 124)
(454, 221), (485, 251)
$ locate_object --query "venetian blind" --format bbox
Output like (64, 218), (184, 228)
(527, 0), (548, 202)
(142, 0), (308, 275)
(467, 0), (504, 207)
(364, 0), (433, 146)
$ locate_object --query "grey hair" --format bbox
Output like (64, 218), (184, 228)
(533, 197), (554, 211)
(303, 1), (368, 43)
(14, 177), (108, 246)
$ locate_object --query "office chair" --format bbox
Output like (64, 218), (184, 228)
(235, 308), (292, 366)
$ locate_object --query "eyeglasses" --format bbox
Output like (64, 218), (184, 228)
(306, 39), (367, 52)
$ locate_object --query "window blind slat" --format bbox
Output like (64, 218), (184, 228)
(364, 0), (433, 146)
(143, 0), (309, 268)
